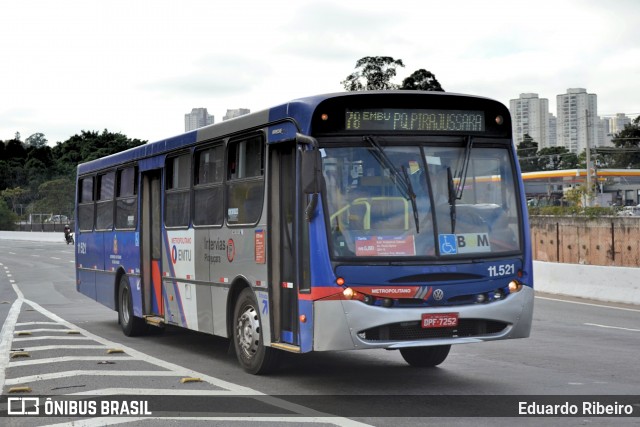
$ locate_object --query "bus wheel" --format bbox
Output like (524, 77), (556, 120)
(118, 275), (147, 337)
(233, 288), (280, 374)
(400, 345), (451, 367)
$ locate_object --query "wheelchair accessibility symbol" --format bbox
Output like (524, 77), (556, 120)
(438, 234), (458, 255)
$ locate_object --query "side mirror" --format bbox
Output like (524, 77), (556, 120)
(297, 134), (321, 195)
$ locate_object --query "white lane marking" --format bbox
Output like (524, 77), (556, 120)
(71, 388), (267, 396)
(12, 336), (93, 341)
(15, 321), (60, 326)
(1, 286), (372, 426)
(4, 370), (192, 386)
(44, 416), (367, 427)
(18, 345), (107, 352)
(7, 356), (133, 367)
(584, 323), (640, 332)
(14, 328), (78, 333)
(23, 299), (260, 394)
(51, 257), (61, 260)
(0, 299), (23, 390)
(536, 296), (640, 313)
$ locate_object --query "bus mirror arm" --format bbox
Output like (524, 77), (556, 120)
(297, 133), (321, 222)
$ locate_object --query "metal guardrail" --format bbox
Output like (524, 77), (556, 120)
(15, 221), (75, 233)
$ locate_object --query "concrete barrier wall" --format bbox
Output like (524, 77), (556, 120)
(530, 216), (640, 267)
(534, 261), (640, 305)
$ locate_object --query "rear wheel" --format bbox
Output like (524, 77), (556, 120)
(118, 275), (147, 336)
(233, 288), (280, 374)
(400, 345), (451, 367)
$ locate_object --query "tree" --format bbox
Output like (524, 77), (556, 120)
(1, 187), (28, 215)
(25, 133), (48, 148)
(30, 178), (75, 218)
(400, 69), (444, 91)
(342, 56), (405, 91)
(52, 129), (146, 179)
(0, 198), (17, 230)
(537, 146), (578, 170)
(608, 116), (640, 168)
(516, 134), (540, 172)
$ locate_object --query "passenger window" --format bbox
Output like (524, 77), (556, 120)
(96, 171), (115, 230)
(226, 135), (264, 225)
(78, 176), (95, 231)
(165, 153), (191, 227)
(116, 166), (138, 229)
(194, 145), (224, 226)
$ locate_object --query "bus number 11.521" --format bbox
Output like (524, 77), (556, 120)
(488, 264), (515, 277)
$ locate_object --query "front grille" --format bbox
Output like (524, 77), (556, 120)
(358, 319), (508, 341)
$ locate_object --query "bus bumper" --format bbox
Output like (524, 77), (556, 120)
(313, 285), (534, 351)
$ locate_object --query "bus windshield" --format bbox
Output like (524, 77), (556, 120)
(321, 139), (521, 259)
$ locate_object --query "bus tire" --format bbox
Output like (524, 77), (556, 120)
(400, 345), (451, 367)
(233, 288), (280, 374)
(118, 275), (147, 337)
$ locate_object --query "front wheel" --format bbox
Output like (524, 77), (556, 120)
(400, 345), (451, 367)
(118, 275), (147, 336)
(233, 288), (280, 374)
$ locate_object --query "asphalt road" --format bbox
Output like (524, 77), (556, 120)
(0, 239), (639, 426)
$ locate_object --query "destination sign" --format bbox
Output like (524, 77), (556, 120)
(345, 108), (485, 132)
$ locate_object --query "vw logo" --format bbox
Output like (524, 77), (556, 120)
(433, 289), (444, 301)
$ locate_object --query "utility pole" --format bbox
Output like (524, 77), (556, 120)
(585, 109), (592, 207)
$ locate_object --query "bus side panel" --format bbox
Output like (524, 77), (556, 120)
(77, 270), (96, 300)
(298, 299), (314, 352)
(76, 232), (104, 303)
(95, 231), (117, 309)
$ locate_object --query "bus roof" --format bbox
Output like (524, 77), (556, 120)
(77, 91), (502, 175)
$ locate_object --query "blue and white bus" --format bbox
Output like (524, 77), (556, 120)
(75, 91), (533, 374)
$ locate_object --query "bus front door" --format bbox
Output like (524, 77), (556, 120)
(141, 170), (163, 319)
(269, 143), (300, 346)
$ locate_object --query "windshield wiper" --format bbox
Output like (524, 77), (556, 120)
(447, 167), (456, 234)
(402, 166), (420, 233)
(363, 136), (420, 233)
(448, 136), (474, 233)
(454, 136), (473, 199)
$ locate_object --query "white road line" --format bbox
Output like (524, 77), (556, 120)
(1, 291), (371, 426)
(22, 299), (259, 394)
(4, 370), (188, 386)
(14, 328), (77, 333)
(536, 296), (640, 313)
(17, 345), (107, 352)
(50, 257), (61, 260)
(15, 321), (60, 326)
(0, 299), (23, 391)
(7, 356), (133, 367)
(12, 336), (93, 341)
(71, 388), (263, 396)
(44, 416), (368, 427)
(584, 322), (640, 332)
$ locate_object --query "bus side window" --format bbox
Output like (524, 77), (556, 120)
(165, 153), (191, 227)
(226, 135), (264, 225)
(194, 145), (224, 226)
(96, 171), (115, 230)
(78, 176), (95, 232)
(115, 166), (138, 229)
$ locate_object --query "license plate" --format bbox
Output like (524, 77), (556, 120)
(421, 313), (458, 329)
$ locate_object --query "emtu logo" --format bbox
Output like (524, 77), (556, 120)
(171, 245), (192, 264)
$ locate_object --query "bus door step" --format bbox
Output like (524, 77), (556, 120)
(271, 343), (301, 353)
(144, 316), (165, 327)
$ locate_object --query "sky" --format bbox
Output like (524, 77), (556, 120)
(2, 0), (639, 145)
